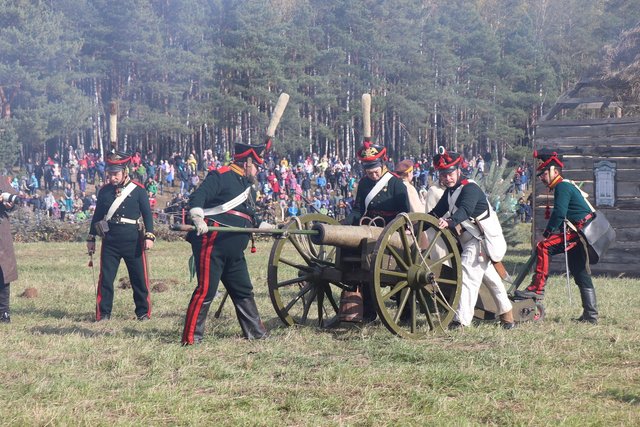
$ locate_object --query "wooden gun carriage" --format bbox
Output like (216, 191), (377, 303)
(267, 212), (544, 339)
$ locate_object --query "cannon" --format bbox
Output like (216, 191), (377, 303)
(173, 212), (544, 339)
(267, 212), (464, 339)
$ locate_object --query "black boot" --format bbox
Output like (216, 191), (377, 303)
(232, 296), (267, 340)
(182, 298), (213, 345)
(576, 287), (598, 324)
(0, 283), (9, 323)
(193, 299), (213, 344)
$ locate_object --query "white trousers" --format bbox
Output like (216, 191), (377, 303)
(456, 234), (512, 326)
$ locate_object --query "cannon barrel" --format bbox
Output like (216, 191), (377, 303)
(310, 223), (403, 248)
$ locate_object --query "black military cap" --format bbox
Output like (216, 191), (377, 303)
(234, 140), (271, 165)
(356, 140), (387, 170)
(105, 149), (132, 172)
(433, 146), (462, 173)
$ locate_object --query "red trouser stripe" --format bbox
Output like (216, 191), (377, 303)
(531, 229), (579, 292)
(96, 242), (105, 320)
(182, 229), (217, 343)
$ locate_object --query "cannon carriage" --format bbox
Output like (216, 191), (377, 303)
(267, 212), (545, 339)
(268, 212), (465, 339)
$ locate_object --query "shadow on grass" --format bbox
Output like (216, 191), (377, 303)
(30, 325), (112, 337)
(13, 307), (94, 322)
(600, 389), (640, 405)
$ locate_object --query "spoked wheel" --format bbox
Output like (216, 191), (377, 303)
(268, 214), (343, 328)
(371, 213), (462, 339)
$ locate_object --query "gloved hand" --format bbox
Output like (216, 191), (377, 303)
(192, 215), (209, 235)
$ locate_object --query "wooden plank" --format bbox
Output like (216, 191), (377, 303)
(538, 117), (640, 127)
(548, 260), (640, 277)
(535, 122), (640, 138)
(533, 179), (640, 198)
(562, 156), (640, 170)
(536, 145), (640, 157)
(539, 136), (640, 147)
(611, 227), (640, 241)
(533, 208), (640, 228)
(562, 169), (639, 182)
(610, 198), (640, 209)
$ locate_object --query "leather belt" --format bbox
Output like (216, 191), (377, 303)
(222, 209), (253, 222)
(108, 217), (138, 225)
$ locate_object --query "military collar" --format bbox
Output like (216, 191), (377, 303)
(230, 164), (245, 176)
(548, 175), (563, 189)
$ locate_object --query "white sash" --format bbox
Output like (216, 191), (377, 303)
(105, 182), (138, 221)
(364, 172), (393, 211)
(203, 187), (251, 217)
(445, 179), (506, 261)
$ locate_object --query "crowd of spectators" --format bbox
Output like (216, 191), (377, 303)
(7, 144), (531, 226)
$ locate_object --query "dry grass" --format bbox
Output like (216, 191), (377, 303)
(0, 239), (638, 426)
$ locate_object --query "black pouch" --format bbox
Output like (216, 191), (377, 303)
(95, 219), (110, 237)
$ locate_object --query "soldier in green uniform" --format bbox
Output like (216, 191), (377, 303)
(514, 150), (598, 323)
(181, 141), (269, 345)
(86, 150), (155, 321)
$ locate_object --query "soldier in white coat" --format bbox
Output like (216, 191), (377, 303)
(427, 148), (514, 329)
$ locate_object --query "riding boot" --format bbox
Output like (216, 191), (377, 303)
(0, 283), (10, 323)
(576, 287), (598, 324)
(182, 299), (213, 345)
(232, 296), (267, 340)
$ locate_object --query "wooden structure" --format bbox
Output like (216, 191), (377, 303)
(534, 79), (640, 276)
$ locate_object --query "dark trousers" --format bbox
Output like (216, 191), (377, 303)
(528, 228), (594, 293)
(0, 282), (9, 314)
(96, 235), (151, 320)
(182, 229), (254, 344)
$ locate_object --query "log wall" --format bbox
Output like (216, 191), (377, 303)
(533, 118), (640, 276)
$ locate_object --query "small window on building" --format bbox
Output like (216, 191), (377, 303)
(593, 160), (616, 207)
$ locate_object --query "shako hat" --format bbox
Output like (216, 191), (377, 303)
(534, 149), (564, 176)
(433, 146), (462, 173)
(356, 140), (387, 170)
(234, 139), (271, 165)
(105, 149), (132, 172)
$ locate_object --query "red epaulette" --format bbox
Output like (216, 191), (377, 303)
(132, 180), (145, 188)
(217, 166), (231, 174)
(390, 172), (401, 178)
(461, 179), (469, 185)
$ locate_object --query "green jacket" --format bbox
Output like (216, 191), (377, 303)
(546, 179), (592, 234)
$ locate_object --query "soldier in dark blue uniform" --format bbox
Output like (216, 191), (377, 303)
(87, 150), (155, 321)
(347, 141), (410, 227)
(340, 141), (409, 323)
(181, 141), (269, 345)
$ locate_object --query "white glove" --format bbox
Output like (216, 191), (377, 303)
(1, 192), (10, 201)
(189, 207), (209, 235)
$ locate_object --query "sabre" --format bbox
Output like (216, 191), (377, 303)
(88, 251), (98, 316)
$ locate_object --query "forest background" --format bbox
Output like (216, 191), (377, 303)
(1, 0), (639, 169)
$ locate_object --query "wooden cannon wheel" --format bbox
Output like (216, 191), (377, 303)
(370, 213), (462, 339)
(267, 214), (343, 327)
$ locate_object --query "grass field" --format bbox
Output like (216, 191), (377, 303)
(1, 237), (639, 426)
